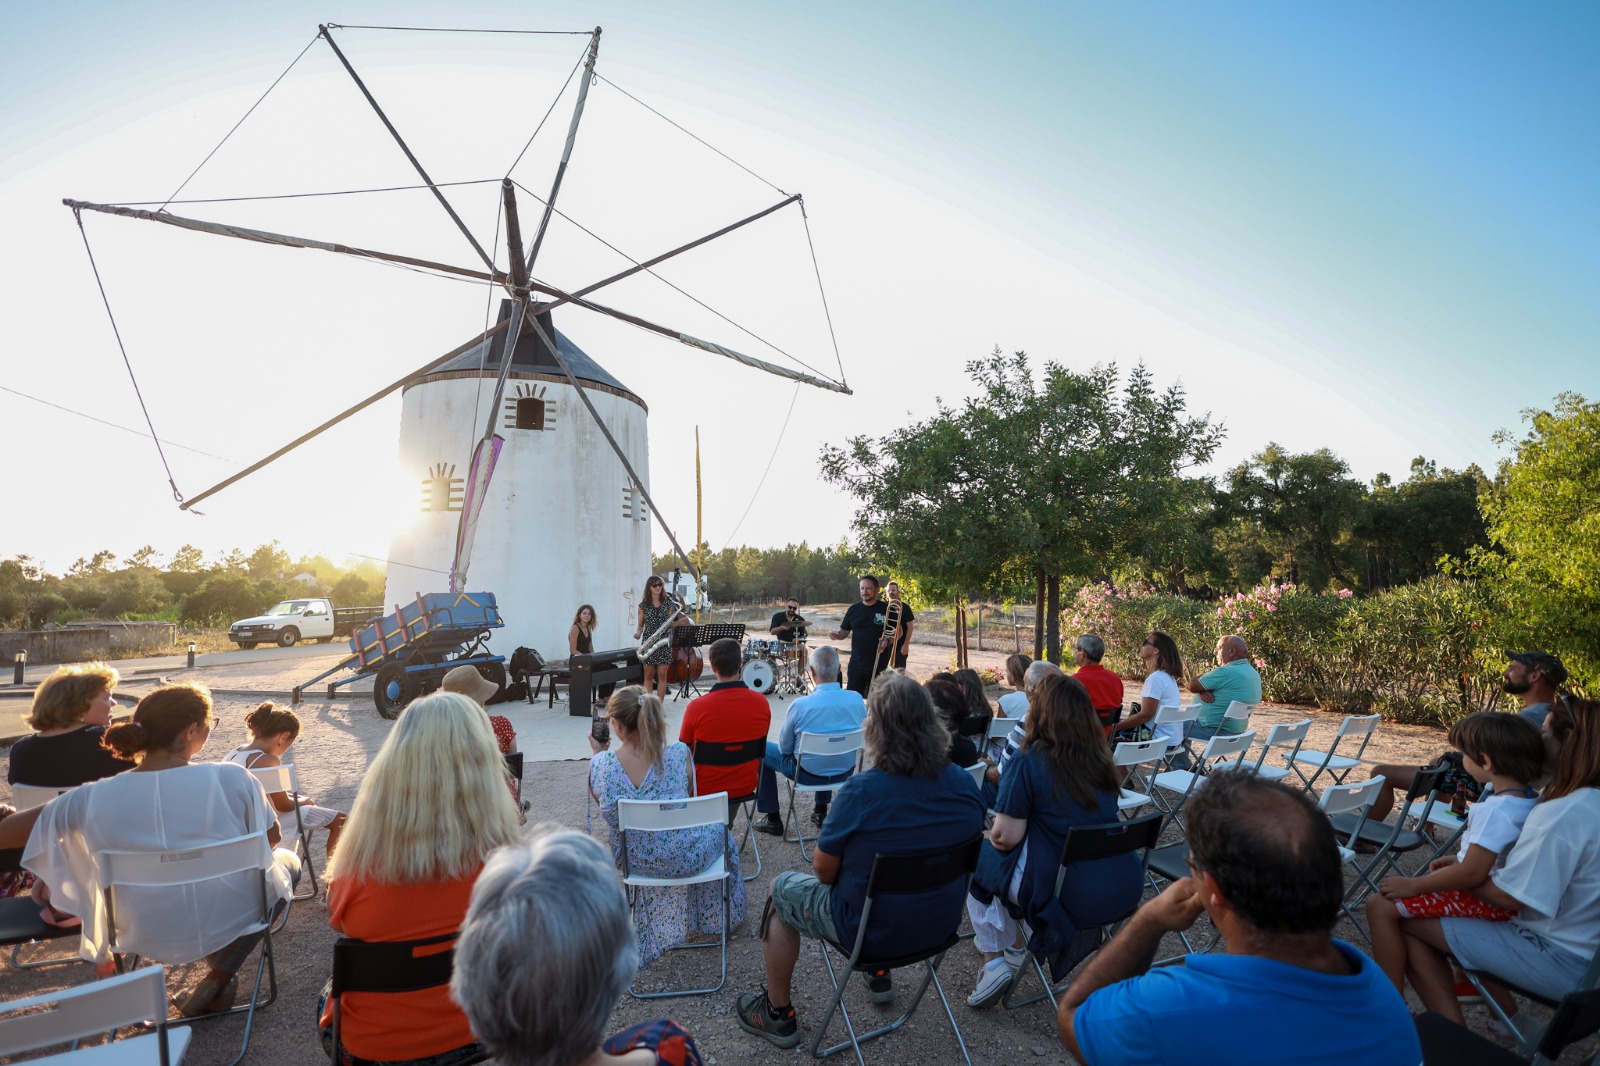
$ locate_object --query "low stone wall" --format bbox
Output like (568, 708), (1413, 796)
(0, 622), (174, 665)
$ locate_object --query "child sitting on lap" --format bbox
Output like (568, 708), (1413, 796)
(225, 702), (346, 858)
(1366, 710), (1545, 991)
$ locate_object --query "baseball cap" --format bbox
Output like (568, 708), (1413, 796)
(1506, 650), (1568, 687)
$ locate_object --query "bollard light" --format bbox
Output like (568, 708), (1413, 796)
(187, 641), (197, 669)
(13, 650), (25, 686)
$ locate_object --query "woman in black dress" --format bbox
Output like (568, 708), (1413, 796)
(568, 604), (614, 701)
(632, 577), (680, 702)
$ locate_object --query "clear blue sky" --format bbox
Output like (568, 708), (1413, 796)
(2, 1), (1595, 572)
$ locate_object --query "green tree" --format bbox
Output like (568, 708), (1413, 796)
(821, 350), (1222, 660)
(100, 570), (172, 617)
(331, 571), (385, 609)
(181, 573), (270, 626)
(1360, 458), (1488, 589)
(246, 542), (290, 581)
(168, 544), (205, 572)
(1475, 393), (1600, 693)
(1216, 445), (1366, 591)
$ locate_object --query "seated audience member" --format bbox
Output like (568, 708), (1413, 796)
(1114, 632), (1184, 753)
(925, 677), (982, 768)
(318, 691), (519, 1066)
(678, 637), (773, 799)
(7, 663), (134, 787)
(1070, 634), (1124, 734)
(452, 828), (705, 1066)
(998, 654), (1033, 720)
(953, 668), (995, 736)
(966, 674), (1139, 1008)
(441, 664), (519, 755)
(1058, 772), (1420, 1065)
(224, 701), (347, 859)
(0, 683), (299, 1016)
(750, 646), (865, 836)
(1400, 697), (1600, 1031)
(1364, 649), (1567, 822)
(982, 660), (1064, 806)
(735, 673), (985, 1048)
(589, 686), (747, 967)
(1186, 634), (1262, 741)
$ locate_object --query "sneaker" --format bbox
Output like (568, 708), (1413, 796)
(966, 952), (1022, 1009)
(864, 969), (893, 1004)
(812, 805), (829, 826)
(752, 813), (784, 837)
(1454, 978), (1483, 1005)
(736, 989), (801, 1049)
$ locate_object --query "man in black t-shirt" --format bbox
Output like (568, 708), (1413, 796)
(831, 575), (890, 695)
(883, 581), (915, 670)
(769, 597), (811, 674)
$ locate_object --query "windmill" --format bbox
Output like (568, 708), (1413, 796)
(64, 24), (851, 661)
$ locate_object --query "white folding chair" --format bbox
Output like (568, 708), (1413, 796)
(1329, 764), (1449, 927)
(0, 966), (190, 1064)
(1317, 776), (1387, 939)
(1150, 731), (1256, 834)
(1111, 739), (1168, 815)
(1214, 718), (1310, 781)
(245, 764), (319, 901)
(692, 737), (769, 883)
(1218, 700), (1257, 729)
(11, 783), (76, 810)
(1287, 713), (1381, 792)
(964, 762), (988, 790)
(985, 716), (1018, 762)
(1148, 703), (1202, 768)
(616, 792), (733, 999)
(100, 833), (282, 1066)
(785, 730), (865, 861)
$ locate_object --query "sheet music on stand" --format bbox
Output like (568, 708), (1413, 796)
(692, 623), (746, 645)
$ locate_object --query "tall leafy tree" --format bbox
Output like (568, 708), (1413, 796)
(1216, 444), (1366, 590)
(1360, 458), (1489, 589)
(821, 350), (1222, 660)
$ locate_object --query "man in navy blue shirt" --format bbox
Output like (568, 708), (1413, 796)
(1058, 772), (1421, 1066)
(735, 673), (984, 1049)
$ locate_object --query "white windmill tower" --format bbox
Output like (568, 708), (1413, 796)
(65, 24), (850, 701)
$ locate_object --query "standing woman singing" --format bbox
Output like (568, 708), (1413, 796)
(634, 577), (680, 702)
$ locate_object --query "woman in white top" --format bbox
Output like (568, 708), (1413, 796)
(0, 682), (298, 1016)
(1115, 632), (1185, 752)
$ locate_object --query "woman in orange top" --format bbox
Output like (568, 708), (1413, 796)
(317, 691), (520, 1066)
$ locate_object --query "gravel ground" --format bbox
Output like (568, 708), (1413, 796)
(2, 635), (1581, 1064)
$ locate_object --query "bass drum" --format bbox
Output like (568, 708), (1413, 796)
(741, 658), (776, 694)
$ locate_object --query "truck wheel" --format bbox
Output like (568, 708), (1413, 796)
(237, 642), (257, 650)
(374, 662), (415, 719)
(277, 627), (300, 648)
(474, 660), (508, 702)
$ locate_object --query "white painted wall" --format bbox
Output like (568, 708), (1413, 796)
(384, 369), (652, 663)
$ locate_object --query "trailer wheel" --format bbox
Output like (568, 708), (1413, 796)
(374, 662), (415, 719)
(277, 627), (300, 648)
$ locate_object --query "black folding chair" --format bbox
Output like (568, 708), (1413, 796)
(1461, 942), (1600, 1059)
(1417, 986), (1600, 1066)
(1004, 812), (1165, 1010)
(0, 847), (82, 971)
(504, 751), (524, 805)
(811, 837), (983, 1065)
(692, 737), (767, 882)
(330, 932), (490, 1066)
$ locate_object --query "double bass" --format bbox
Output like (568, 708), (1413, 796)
(664, 569), (703, 685)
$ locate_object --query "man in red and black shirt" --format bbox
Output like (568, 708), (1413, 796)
(678, 638), (772, 799)
(1071, 633), (1124, 735)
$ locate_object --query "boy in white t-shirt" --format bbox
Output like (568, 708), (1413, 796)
(1366, 711), (1546, 992)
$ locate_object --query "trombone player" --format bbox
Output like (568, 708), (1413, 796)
(883, 580), (915, 670)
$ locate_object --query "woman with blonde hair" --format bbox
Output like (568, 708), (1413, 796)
(316, 691), (519, 1066)
(588, 685), (746, 966)
(8, 662), (134, 787)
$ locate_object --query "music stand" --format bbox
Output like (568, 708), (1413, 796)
(670, 623), (747, 700)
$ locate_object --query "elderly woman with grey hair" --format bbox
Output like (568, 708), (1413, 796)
(452, 827), (704, 1066)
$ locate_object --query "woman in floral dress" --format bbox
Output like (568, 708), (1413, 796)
(588, 686), (746, 966)
(633, 575), (682, 701)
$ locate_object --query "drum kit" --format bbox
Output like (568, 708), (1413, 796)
(741, 629), (812, 697)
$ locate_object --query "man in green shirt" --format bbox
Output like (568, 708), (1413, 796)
(1188, 634), (1262, 740)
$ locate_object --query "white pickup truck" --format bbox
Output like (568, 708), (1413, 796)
(229, 598), (380, 649)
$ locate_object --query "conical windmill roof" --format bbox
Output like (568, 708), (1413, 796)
(416, 300), (641, 405)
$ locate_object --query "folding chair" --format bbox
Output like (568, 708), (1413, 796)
(1416, 986), (1600, 1066)
(0, 966), (190, 1064)
(616, 792), (733, 999)
(1003, 812), (1164, 1010)
(11, 783), (77, 810)
(1460, 936), (1600, 1058)
(1286, 713), (1381, 792)
(693, 736), (768, 882)
(1312, 776), (1392, 942)
(1149, 703), (1202, 768)
(329, 932), (489, 1066)
(1111, 739), (1168, 815)
(100, 832), (283, 1066)
(1213, 718), (1311, 781)
(811, 836), (982, 1065)
(246, 764), (320, 901)
(984, 716), (1017, 762)
(0, 846), (82, 971)
(1329, 764), (1447, 913)
(504, 751), (524, 804)
(1217, 700), (1257, 730)
(964, 762), (988, 790)
(784, 730), (865, 862)
(1149, 731), (1256, 834)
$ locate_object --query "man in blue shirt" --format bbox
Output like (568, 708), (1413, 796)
(751, 645), (866, 836)
(1058, 772), (1420, 1066)
(1187, 634), (1263, 741)
(736, 673), (985, 1049)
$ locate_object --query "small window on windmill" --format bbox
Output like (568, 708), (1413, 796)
(514, 396), (547, 430)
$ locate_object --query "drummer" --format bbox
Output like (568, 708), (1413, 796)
(769, 597), (811, 675)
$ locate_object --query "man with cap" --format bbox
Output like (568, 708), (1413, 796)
(1361, 649), (1567, 823)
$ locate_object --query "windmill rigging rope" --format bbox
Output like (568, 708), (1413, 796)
(503, 46), (589, 178)
(325, 24), (594, 36)
(800, 201), (848, 390)
(117, 179), (503, 207)
(472, 197), (508, 449)
(719, 381), (802, 551)
(71, 209), (186, 507)
(158, 33), (322, 213)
